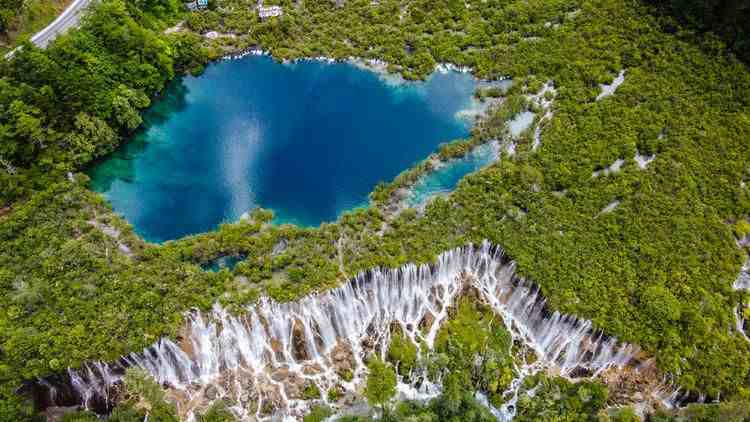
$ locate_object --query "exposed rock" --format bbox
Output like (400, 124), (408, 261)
(598, 200), (620, 216)
(599, 358), (667, 414)
(257, 379), (284, 415)
(592, 158), (625, 177)
(236, 375), (259, 411)
(234, 275), (250, 287)
(330, 342), (355, 377)
(291, 319), (310, 361)
(596, 70), (626, 101)
(284, 373), (306, 399)
(178, 325), (196, 360)
(164, 22), (183, 34)
(204, 31), (236, 39)
(87, 219), (134, 258)
(302, 364), (323, 375)
(634, 151), (656, 169)
(272, 239), (288, 256)
(270, 338), (283, 356)
(394, 187), (411, 200)
(419, 311), (435, 332)
(205, 385), (220, 400)
(342, 390), (359, 406)
(45, 406), (80, 422)
(271, 366), (290, 382)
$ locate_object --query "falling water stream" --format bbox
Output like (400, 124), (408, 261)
(24, 242), (648, 421)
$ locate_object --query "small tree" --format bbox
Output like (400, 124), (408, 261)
(364, 357), (397, 418)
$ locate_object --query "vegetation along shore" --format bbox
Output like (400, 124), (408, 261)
(1, 0), (750, 420)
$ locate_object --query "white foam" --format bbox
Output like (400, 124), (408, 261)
(45, 242), (641, 420)
(596, 70), (626, 101)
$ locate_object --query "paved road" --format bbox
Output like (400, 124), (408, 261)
(30, 0), (92, 47)
(4, 0), (92, 57)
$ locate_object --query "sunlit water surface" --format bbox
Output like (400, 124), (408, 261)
(89, 56), (477, 242)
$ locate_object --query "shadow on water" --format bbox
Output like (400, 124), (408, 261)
(85, 79), (191, 193)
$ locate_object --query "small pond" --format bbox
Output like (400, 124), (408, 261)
(406, 141), (500, 208)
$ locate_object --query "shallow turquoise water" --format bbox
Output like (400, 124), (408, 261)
(88, 55), (477, 242)
(407, 142), (500, 208)
(203, 255), (245, 272)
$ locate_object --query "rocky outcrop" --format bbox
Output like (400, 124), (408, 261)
(23, 242), (656, 421)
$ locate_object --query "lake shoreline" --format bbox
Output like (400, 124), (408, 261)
(88, 53), (486, 242)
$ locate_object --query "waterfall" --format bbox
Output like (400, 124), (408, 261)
(21, 241), (642, 420)
(733, 259), (750, 291)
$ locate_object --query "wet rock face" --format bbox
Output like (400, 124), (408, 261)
(419, 311), (435, 331)
(597, 359), (674, 416)
(291, 319), (309, 361)
(205, 385), (221, 400)
(238, 379), (259, 412)
(330, 342), (355, 379)
(257, 379), (284, 416)
(26, 242), (652, 421)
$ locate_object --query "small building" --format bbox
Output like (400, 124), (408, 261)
(186, 0), (208, 11)
(258, 4), (283, 19)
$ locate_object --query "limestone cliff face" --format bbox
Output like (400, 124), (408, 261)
(23, 241), (671, 421)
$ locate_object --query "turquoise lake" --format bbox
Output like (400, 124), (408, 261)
(407, 141), (500, 208)
(89, 55), (478, 242)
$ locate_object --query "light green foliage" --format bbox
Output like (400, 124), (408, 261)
(515, 374), (609, 421)
(387, 327), (418, 377)
(66, 112), (119, 165)
(303, 405), (333, 422)
(365, 357), (397, 410)
(433, 297), (514, 407)
(0, 0), (208, 204)
(62, 411), (100, 422)
(605, 407), (640, 422)
(122, 368), (179, 421)
(653, 399), (750, 421)
(327, 387), (341, 403)
(302, 382), (321, 400)
(392, 397), (495, 422)
(735, 220), (750, 239)
(187, 10), (221, 32)
(329, 396), (496, 422)
(0, 183), (226, 419)
(197, 401), (237, 422)
(107, 405), (148, 422)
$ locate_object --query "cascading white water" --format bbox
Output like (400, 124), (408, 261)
(32, 241), (641, 421)
(733, 259), (750, 291)
(732, 259), (750, 341)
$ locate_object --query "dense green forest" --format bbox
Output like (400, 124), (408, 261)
(1, 0), (750, 419)
(649, 0), (750, 62)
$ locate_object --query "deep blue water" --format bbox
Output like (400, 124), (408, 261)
(89, 55), (477, 242)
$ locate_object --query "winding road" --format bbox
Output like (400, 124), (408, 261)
(4, 0), (92, 57)
(31, 0), (92, 47)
